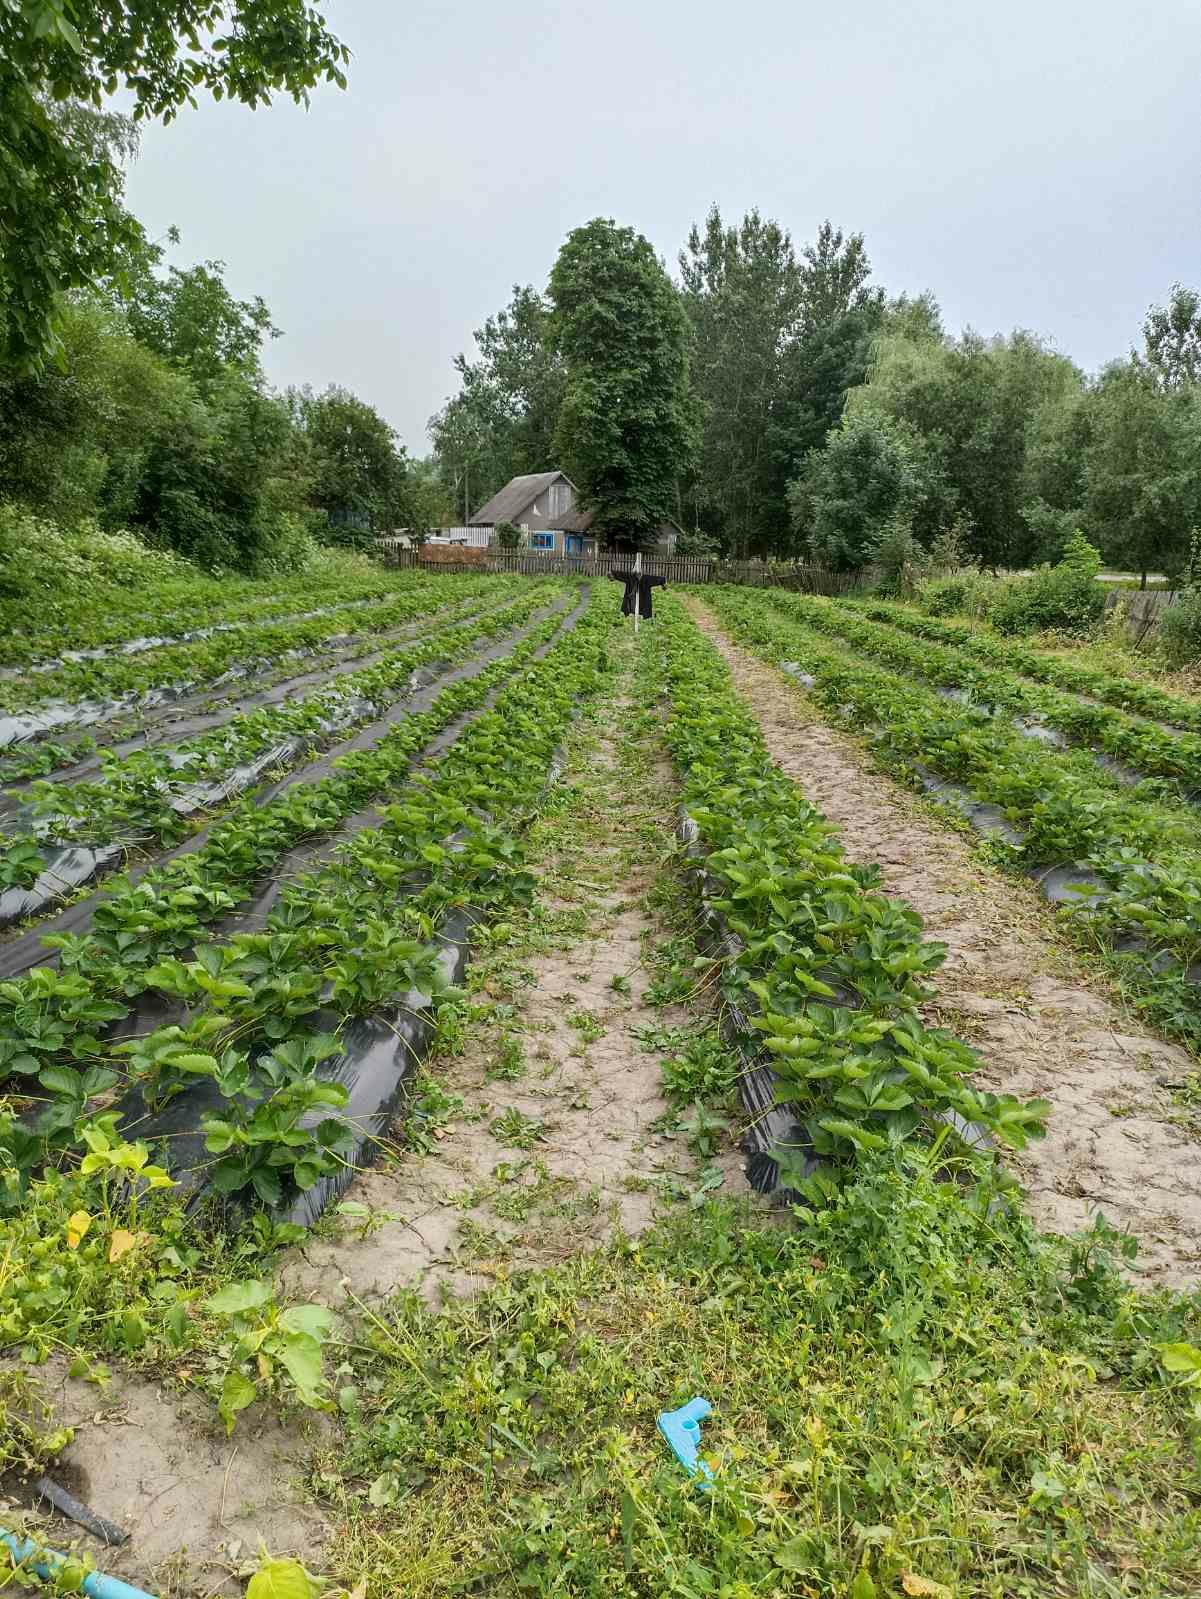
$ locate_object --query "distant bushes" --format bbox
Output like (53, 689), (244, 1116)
(988, 534), (1107, 635)
(918, 569), (998, 619)
(0, 502), (349, 617)
(914, 533), (1107, 637)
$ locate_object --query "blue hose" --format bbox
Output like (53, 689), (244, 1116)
(1, 1530), (157, 1598)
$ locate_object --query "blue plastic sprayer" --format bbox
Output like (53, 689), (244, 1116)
(657, 1396), (714, 1489)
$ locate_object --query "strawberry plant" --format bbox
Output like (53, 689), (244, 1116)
(705, 583), (1201, 1046)
(653, 595), (1048, 1197)
(0, 587), (558, 888)
(0, 581), (617, 1207)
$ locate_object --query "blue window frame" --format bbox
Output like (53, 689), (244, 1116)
(531, 532), (555, 551)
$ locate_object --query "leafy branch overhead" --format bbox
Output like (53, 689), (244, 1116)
(0, 0), (350, 368)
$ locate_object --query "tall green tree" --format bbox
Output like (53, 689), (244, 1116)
(797, 220), (883, 335)
(845, 326), (1085, 567)
(131, 372), (306, 571)
(429, 284), (564, 516)
(791, 412), (942, 570)
(0, 295), (187, 524)
(678, 206), (803, 556)
(1139, 283), (1201, 391)
(1084, 361), (1201, 586)
(0, 0), (347, 369)
(549, 219), (696, 548)
(293, 384), (408, 542)
(115, 254), (278, 395)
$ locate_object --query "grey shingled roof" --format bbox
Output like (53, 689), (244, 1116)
(469, 472), (560, 526)
(469, 470), (594, 532)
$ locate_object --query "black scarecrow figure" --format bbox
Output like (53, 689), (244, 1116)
(609, 554), (666, 624)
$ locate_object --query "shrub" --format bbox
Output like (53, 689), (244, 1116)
(917, 568), (1003, 620)
(870, 515), (922, 596)
(0, 502), (193, 601)
(988, 532), (1106, 636)
(494, 519), (522, 550)
(1159, 590), (1201, 666)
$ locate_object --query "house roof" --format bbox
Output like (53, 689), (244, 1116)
(470, 472), (562, 526)
(469, 470), (596, 533)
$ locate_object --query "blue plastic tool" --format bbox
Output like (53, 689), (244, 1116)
(657, 1396), (714, 1488)
(1, 1531), (157, 1599)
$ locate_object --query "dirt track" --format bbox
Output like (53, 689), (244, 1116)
(688, 598), (1201, 1286)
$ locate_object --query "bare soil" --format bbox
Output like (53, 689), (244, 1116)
(7, 1357), (330, 1597)
(687, 597), (1201, 1287)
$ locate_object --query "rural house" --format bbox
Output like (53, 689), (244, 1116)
(469, 471), (597, 555)
(468, 470), (680, 555)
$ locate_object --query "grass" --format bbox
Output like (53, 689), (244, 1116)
(322, 1166), (1201, 1599)
(309, 624), (1201, 1598)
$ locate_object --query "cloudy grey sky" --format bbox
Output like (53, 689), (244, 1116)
(124, 0), (1200, 453)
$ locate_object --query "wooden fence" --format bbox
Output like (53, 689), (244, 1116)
(1104, 587), (1180, 643)
(374, 541), (865, 595)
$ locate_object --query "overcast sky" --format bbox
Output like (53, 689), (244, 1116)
(123, 0), (1200, 454)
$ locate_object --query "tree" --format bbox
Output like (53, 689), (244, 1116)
(792, 413), (931, 570)
(549, 218), (696, 549)
(116, 256), (278, 395)
(766, 300), (886, 549)
(0, 294), (191, 525)
(678, 206), (804, 556)
(0, 0), (348, 369)
(397, 457), (453, 541)
(294, 385), (408, 542)
(798, 221), (884, 336)
(131, 372), (307, 571)
(429, 284), (564, 514)
(1140, 284), (1201, 391)
(1084, 360), (1201, 586)
(843, 325), (1085, 567)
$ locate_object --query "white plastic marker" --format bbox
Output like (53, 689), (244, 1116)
(633, 549), (642, 634)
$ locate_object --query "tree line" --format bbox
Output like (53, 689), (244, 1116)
(6, 3), (1197, 579)
(432, 210), (1201, 582)
(1, 0), (453, 574)
(0, 254), (447, 572)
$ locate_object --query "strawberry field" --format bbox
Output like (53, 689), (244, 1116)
(1, 564), (1199, 1599)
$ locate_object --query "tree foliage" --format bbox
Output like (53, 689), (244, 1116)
(678, 206), (803, 556)
(292, 385), (408, 544)
(428, 285), (564, 519)
(792, 413), (932, 571)
(1084, 360), (1201, 585)
(1140, 284), (1201, 391)
(0, 254), (424, 572)
(678, 211), (887, 557)
(0, 0), (348, 369)
(840, 326), (1086, 568)
(549, 218), (695, 548)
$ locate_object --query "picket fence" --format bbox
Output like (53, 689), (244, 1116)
(374, 540), (865, 595)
